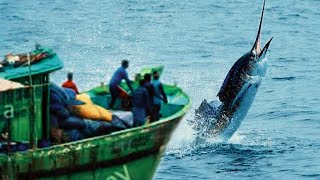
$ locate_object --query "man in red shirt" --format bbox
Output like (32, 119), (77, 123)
(62, 72), (79, 94)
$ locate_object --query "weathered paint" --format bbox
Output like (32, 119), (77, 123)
(0, 112), (187, 179)
(0, 85), (190, 180)
(3, 105), (14, 119)
(0, 54), (190, 179)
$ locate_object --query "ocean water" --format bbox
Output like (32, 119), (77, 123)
(1, 0), (319, 179)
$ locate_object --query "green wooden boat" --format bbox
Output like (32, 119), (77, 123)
(0, 47), (190, 179)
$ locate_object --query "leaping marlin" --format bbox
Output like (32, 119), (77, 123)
(194, 0), (272, 141)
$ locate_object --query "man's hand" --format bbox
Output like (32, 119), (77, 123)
(164, 98), (168, 104)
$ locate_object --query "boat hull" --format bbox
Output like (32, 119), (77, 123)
(37, 152), (162, 180)
(0, 114), (185, 180)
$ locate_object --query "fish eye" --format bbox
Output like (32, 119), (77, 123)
(250, 51), (256, 57)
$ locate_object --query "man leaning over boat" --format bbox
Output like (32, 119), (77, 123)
(108, 60), (133, 109)
(108, 62), (168, 125)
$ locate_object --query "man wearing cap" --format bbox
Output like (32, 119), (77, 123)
(109, 60), (134, 109)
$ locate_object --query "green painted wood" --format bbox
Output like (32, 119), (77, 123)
(0, 47), (62, 142)
(0, 46), (190, 179)
(0, 78), (190, 180)
(0, 104), (189, 179)
(0, 48), (63, 80)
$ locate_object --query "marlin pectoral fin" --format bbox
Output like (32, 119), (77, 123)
(231, 83), (253, 109)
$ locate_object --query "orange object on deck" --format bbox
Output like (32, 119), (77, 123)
(117, 85), (129, 98)
(71, 94), (113, 122)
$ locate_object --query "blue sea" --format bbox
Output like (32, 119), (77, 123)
(1, 0), (319, 179)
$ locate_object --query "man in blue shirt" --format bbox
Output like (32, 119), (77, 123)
(144, 73), (158, 121)
(109, 60), (133, 109)
(151, 71), (168, 122)
(131, 80), (151, 126)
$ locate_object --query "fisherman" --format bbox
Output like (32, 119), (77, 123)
(108, 60), (134, 109)
(62, 72), (79, 94)
(131, 80), (151, 127)
(151, 71), (168, 122)
(143, 73), (156, 119)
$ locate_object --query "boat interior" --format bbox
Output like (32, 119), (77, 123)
(87, 82), (189, 120)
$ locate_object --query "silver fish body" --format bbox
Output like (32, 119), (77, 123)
(194, 0), (272, 141)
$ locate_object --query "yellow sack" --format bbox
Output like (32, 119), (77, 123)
(76, 93), (93, 104)
(71, 94), (113, 122)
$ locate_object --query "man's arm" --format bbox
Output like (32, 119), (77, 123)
(123, 70), (133, 92)
(159, 83), (168, 103)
